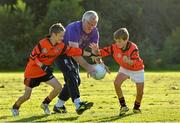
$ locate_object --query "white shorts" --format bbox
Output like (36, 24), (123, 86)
(118, 67), (144, 83)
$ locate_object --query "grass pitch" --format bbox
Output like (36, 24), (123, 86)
(0, 71), (180, 122)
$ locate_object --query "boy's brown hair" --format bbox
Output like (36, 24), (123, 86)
(113, 28), (129, 41)
(49, 23), (65, 35)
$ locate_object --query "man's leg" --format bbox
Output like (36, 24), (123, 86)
(54, 70), (82, 113)
(54, 55), (79, 113)
(54, 55), (71, 104)
(65, 70), (81, 102)
(58, 72), (77, 101)
(54, 55), (93, 114)
(59, 63), (93, 115)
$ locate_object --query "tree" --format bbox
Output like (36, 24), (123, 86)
(161, 27), (180, 65)
(0, 0), (35, 69)
(34, 0), (83, 39)
(23, 0), (51, 26)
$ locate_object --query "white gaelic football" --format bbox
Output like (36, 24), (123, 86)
(91, 64), (106, 80)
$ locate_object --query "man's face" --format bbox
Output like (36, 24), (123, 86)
(83, 17), (97, 34)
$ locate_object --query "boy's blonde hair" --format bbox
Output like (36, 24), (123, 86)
(113, 28), (129, 41)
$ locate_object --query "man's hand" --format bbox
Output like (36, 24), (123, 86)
(41, 65), (54, 74)
(104, 64), (111, 74)
(89, 43), (99, 55)
(89, 43), (103, 63)
(87, 64), (96, 78)
(89, 52), (101, 61)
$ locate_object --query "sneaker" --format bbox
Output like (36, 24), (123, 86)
(11, 108), (19, 116)
(53, 105), (67, 113)
(119, 106), (129, 116)
(40, 103), (51, 115)
(76, 101), (94, 115)
(133, 108), (141, 113)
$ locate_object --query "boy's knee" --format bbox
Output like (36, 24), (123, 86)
(114, 80), (122, 87)
(56, 83), (62, 92)
(51, 81), (62, 93)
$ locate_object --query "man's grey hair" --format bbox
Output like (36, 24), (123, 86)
(82, 10), (99, 22)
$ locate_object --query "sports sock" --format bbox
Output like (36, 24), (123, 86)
(55, 99), (65, 108)
(119, 97), (126, 107)
(42, 97), (51, 105)
(74, 98), (81, 110)
(13, 103), (20, 109)
(134, 101), (140, 109)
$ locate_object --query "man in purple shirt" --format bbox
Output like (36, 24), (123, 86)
(54, 10), (99, 115)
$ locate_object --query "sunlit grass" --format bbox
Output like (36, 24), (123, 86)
(0, 72), (180, 122)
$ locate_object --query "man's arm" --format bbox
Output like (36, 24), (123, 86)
(69, 41), (92, 71)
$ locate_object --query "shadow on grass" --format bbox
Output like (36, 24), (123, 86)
(10, 114), (78, 122)
(85, 112), (135, 122)
(10, 114), (49, 122)
(0, 115), (12, 120)
(40, 116), (79, 122)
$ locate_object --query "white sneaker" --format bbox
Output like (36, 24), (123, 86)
(40, 103), (51, 115)
(119, 106), (129, 116)
(11, 108), (19, 116)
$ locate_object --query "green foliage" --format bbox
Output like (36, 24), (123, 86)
(81, 0), (180, 69)
(0, 0), (180, 70)
(23, 0), (51, 26)
(0, 41), (18, 69)
(98, 18), (113, 46)
(0, 0), (17, 6)
(0, 0), (35, 69)
(138, 38), (161, 69)
(35, 0), (83, 38)
(161, 27), (180, 65)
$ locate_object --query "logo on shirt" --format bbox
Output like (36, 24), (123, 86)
(79, 35), (90, 48)
(41, 48), (48, 54)
(55, 47), (61, 53)
(40, 54), (56, 59)
(117, 53), (121, 58)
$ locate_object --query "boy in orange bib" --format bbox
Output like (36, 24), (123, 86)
(90, 28), (144, 115)
(11, 23), (94, 116)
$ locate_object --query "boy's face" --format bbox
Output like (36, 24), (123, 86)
(52, 31), (65, 42)
(115, 38), (127, 48)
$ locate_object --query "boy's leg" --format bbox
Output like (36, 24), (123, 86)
(44, 77), (62, 100)
(114, 72), (129, 116)
(114, 72), (129, 98)
(133, 83), (144, 113)
(41, 77), (62, 114)
(12, 86), (32, 116)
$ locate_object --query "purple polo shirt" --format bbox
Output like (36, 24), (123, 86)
(63, 21), (99, 49)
